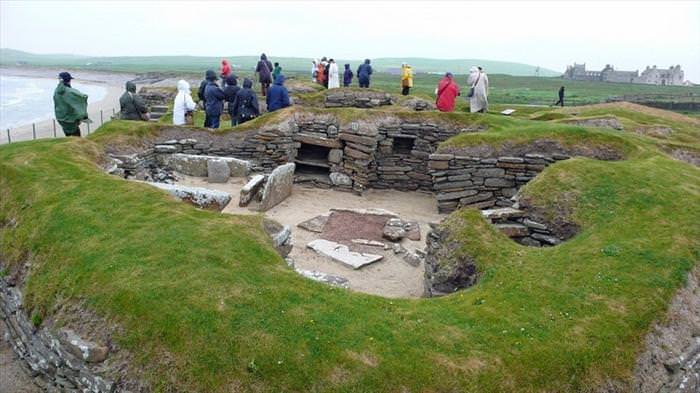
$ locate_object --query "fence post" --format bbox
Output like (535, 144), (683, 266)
(100, 110), (104, 125)
(6, 129), (10, 144)
(32, 123), (36, 140)
(53, 119), (57, 137)
(87, 120), (90, 134)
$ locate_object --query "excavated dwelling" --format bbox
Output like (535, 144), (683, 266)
(103, 91), (623, 299)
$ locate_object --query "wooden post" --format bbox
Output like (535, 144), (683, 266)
(53, 119), (57, 137)
(100, 110), (104, 125)
(6, 129), (10, 144)
(32, 123), (36, 140)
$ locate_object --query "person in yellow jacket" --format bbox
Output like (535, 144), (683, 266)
(401, 63), (413, 96)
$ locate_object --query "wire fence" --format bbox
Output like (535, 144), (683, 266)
(2, 107), (119, 145)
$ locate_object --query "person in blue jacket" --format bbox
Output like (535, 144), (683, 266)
(203, 69), (225, 128)
(356, 59), (373, 88)
(223, 75), (241, 126)
(343, 64), (353, 87)
(266, 74), (291, 112)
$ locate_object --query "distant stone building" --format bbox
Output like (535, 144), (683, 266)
(563, 63), (685, 86)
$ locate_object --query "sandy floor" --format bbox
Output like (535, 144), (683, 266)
(176, 176), (445, 298)
(1, 67), (135, 144)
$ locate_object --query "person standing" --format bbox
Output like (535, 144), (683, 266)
(322, 58), (330, 88)
(53, 72), (88, 137)
(467, 66), (489, 113)
(327, 59), (340, 89)
(554, 86), (565, 107)
(435, 72), (460, 112)
(119, 81), (149, 121)
(173, 80), (197, 126)
(401, 63), (413, 95)
(255, 53), (274, 96)
(357, 59), (373, 88)
(233, 79), (260, 124)
(203, 70), (225, 128)
(223, 75), (241, 126)
(266, 74), (291, 112)
(220, 59), (232, 80)
(317, 57), (327, 86)
(311, 59), (318, 82)
(197, 71), (208, 109)
(343, 64), (353, 87)
(272, 62), (282, 81)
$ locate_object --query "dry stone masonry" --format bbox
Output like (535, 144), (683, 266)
(324, 90), (395, 108)
(1, 280), (116, 392)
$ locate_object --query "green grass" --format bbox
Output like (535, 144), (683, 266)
(1, 105), (699, 392)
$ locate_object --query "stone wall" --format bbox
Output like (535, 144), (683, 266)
(1, 279), (117, 392)
(324, 90), (394, 108)
(428, 153), (570, 214)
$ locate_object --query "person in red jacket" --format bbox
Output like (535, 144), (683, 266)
(435, 72), (460, 112)
(220, 59), (232, 79)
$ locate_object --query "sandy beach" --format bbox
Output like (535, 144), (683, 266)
(0, 67), (136, 144)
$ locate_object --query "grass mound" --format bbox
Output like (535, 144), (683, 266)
(1, 106), (699, 392)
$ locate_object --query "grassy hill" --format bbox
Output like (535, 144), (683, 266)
(0, 48), (559, 76)
(1, 102), (699, 392)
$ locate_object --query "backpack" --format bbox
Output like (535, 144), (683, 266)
(240, 94), (256, 120)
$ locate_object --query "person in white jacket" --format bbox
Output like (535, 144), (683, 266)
(327, 59), (340, 89)
(173, 80), (197, 125)
(467, 66), (489, 113)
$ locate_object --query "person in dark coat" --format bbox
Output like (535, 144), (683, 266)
(223, 75), (241, 126)
(255, 53), (274, 96)
(119, 81), (148, 120)
(554, 86), (565, 107)
(197, 71), (208, 107)
(266, 74), (290, 112)
(343, 64), (353, 87)
(203, 70), (225, 128)
(233, 78), (260, 124)
(53, 72), (88, 137)
(357, 59), (373, 88)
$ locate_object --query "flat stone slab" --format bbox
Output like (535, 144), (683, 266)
(207, 159), (230, 183)
(296, 269), (349, 288)
(145, 182), (231, 210)
(239, 175), (265, 207)
(298, 214), (329, 233)
(481, 207), (526, 221)
(166, 153), (250, 177)
(329, 208), (398, 218)
(307, 239), (383, 269)
(496, 223), (529, 238)
(260, 163), (295, 211)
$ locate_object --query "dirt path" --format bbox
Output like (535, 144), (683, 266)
(0, 320), (41, 393)
(176, 176), (445, 298)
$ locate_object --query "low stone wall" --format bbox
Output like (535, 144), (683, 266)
(429, 153), (570, 213)
(324, 90), (395, 108)
(1, 280), (116, 392)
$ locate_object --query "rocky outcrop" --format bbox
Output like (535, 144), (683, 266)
(423, 222), (478, 297)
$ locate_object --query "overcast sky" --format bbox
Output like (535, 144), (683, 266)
(2, 0), (699, 81)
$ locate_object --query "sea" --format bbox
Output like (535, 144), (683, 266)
(0, 75), (107, 129)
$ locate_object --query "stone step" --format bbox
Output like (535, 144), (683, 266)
(495, 223), (529, 238)
(481, 207), (526, 221)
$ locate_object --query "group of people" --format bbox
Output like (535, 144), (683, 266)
(435, 66), (489, 113)
(185, 55), (291, 128)
(53, 59), (567, 136)
(312, 58), (374, 89)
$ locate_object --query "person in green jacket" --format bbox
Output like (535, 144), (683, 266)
(53, 72), (88, 137)
(272, 62), (282, 81)
(119, 81), (148, 120)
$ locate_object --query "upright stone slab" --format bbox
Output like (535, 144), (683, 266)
(260, 163), (295, 211)
(207, 159), (230, 183)
(166, 154), (250, 178)
(239, 175), (265, 206)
